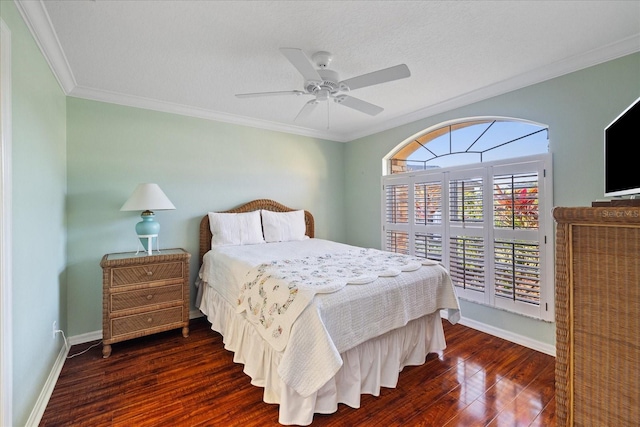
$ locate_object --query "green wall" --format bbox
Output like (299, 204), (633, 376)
(0, 2), (67, 425)
(4, 0), (639, 422)
(344, 52), (640, 347)
(65, 98), (346, 336)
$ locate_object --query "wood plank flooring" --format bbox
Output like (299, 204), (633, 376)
(40, 317), (556, 426)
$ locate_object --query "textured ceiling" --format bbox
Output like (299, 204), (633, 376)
(16, 0), (640, 141)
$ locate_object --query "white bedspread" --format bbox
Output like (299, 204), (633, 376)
(198, 238), (460, 397)
(237, 248), (440, 351)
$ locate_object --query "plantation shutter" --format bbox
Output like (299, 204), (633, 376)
(413, 177), (444, 261)
(383, 176), (410, 255)
(448, 170), (486, 303)
(491, 165), (544, 318)
(382, 154), (552, 321)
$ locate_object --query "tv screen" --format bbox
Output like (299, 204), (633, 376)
(604, 96), (640, 197)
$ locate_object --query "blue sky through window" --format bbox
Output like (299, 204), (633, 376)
(407, 121), (548, 169)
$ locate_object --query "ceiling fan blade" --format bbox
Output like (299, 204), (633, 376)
(294, 100), (319, 121)
(235, 90), (306, 98)
(280, 48), (322, 82)
(335, 95), (383, 116)
(340, 64), (410, 91)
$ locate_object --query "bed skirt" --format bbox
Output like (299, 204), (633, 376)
(199, 286), (447, 425)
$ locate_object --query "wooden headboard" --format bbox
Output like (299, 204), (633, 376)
(199, 199), (315, 265)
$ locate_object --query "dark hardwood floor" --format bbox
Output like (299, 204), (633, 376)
(40, 317), (556, 426)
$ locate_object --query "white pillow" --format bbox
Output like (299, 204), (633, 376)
(208, 210), (265, 247)
(261, 209), (306, 243)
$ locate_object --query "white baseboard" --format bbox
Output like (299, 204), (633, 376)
(68, 329), (102, 346)
(25, 342), (69, 427)
(445, 310), (556, 357)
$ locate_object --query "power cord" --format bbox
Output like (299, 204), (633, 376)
(55, 329), (103, 359)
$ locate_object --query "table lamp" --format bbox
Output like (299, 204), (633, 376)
(120, 183), (176, 255)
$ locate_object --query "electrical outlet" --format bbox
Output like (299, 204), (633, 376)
(52, 321), (57, 339)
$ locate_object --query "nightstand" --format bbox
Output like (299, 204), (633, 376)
(100, 248), (191, 358)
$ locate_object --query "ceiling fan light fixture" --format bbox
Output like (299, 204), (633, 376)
(316, 89), (330, 101)
(311, 51), (332, 68)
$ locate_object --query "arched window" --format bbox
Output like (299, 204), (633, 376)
(382, 117), (553, 321)
(385, 118), (548, 174)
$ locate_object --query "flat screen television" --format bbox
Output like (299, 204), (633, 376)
(604, 96), (640, 197)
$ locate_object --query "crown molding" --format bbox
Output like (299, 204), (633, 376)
(341, 34), (640, 142)
(68, 85), (347, 141)
(14, 0), (77, 94)
(16, 0), (640, 143)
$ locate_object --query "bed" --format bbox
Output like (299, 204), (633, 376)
(196, 199), (460, 425)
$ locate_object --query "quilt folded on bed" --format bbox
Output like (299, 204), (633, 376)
(236, 248), (440, 351)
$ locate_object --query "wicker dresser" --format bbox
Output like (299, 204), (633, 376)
(100, 248), (191, 358)
(553, 207), (639, 426)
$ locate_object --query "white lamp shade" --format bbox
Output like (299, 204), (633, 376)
(120, 183), (176, 211)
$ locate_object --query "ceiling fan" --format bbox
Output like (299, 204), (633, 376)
(235, 48), (411, 127)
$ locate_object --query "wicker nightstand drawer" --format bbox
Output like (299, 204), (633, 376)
(110, 284), (183, 312)
(111, 261), (183, 287)
(111, 307), (183, 337)
(101, 249), (191, 358)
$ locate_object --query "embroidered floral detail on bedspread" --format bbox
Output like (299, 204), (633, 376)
(236, 248), (439, 351)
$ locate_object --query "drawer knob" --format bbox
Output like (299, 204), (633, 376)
(147, 317), (153, 323)
(146, 294), (153, 300)
(147, 271), (153, 276)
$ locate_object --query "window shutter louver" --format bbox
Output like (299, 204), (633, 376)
(450, 178), (483, 224)
(386, 231), (410, 255)
(414, 181), (442, 225)
(494, 239), (541, 305)
(385, 184), (409, 224)
(414, 232), (443, 261)
(449, 235), (485, 292)
(493, 172), (539, 230)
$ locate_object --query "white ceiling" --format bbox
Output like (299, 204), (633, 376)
(16, 0), (640, 142)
